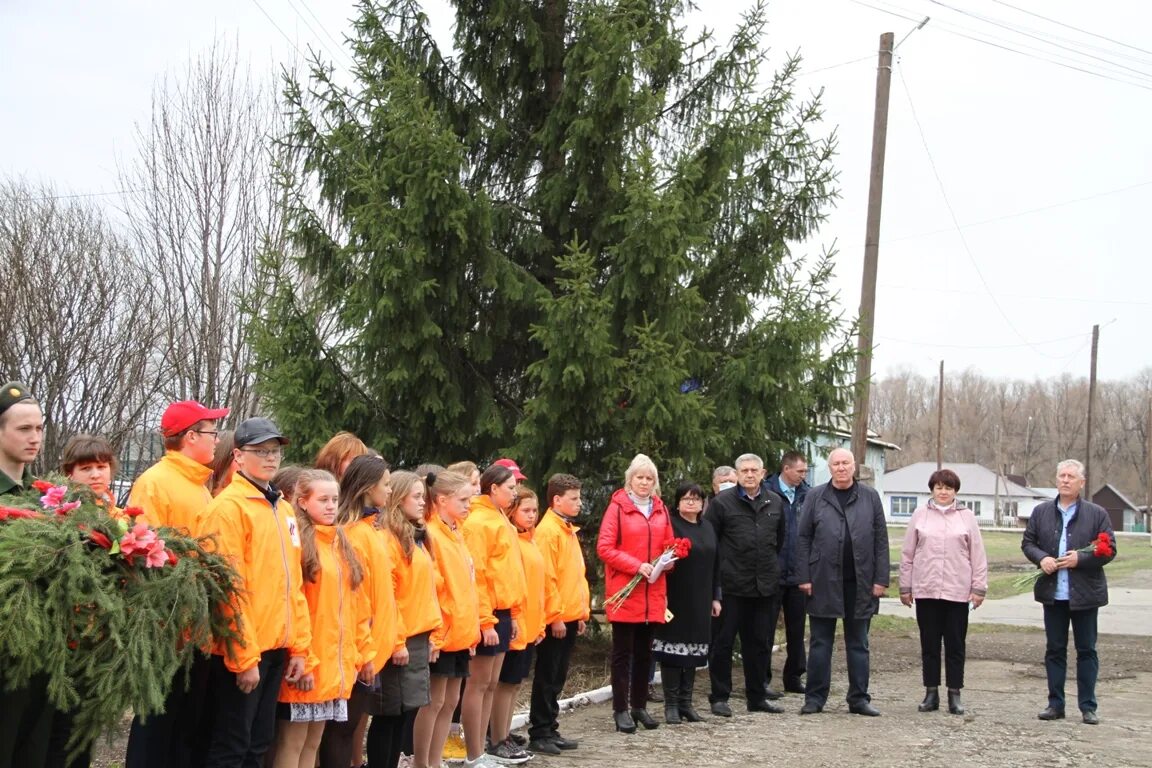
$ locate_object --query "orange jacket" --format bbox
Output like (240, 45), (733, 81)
(535, 509), (591, 624)
(426, 514), (480, 652)
(511, 528), (546, 651)
(198, 473), (316, 674)
(347, 517), (407, 671)
(128, 450), (212, 534)
(280, 524), (372, 704)
(463, 495), (527, 629)
(386, 529), (442, 637)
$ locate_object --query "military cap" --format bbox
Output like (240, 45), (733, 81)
(0, 381), (35, 418)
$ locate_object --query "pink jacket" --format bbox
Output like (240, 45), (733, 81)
(899, 503), (988, 602)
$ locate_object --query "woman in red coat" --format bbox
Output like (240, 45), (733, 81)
(597, 453), (674, 735)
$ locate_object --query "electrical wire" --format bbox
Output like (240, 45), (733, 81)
(895, 60), (1073, 360)
(249, 0), (307, 61)
(990, 0), (1152, 58)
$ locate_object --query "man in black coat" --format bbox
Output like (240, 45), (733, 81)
(1022, 459), (1116, 725)
(706, 453), (786, 717)
(763, 450), (810, 695)
(795, 448), (889, 716)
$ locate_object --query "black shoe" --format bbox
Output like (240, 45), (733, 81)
(800, 702), (823, 715)
(679, 705), (704, 722)
(631, 708), (659, 730)
(1038, 707), (1066, 721)
(762, 686), (783, 700)
(710, 700), (732, 717)
(947, 689), (965, 715)
(747, 700), (785, 713)
(849, 702), (882, 717)
(918, 687), (940, 712)
(1082, 710), (1099, 725)
(528, 738), (561, 755)
(647, 683), (663, 702)
(614, 710), (637, 734)
(664, 705), (681, 724)
(509, 732), (528, 747)
(551, 734), (578, 750)
(784, 682), (806, 694)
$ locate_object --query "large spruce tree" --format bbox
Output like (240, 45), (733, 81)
(255, 0), (853, 482)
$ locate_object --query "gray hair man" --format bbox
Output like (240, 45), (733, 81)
(795, 448), (889, 716)
(706, 453), (786, 716)
(1022, 459), (1116, 725)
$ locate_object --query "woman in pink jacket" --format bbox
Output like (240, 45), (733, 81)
(596, 453), (674, 735)
(898, 468), (988, 716)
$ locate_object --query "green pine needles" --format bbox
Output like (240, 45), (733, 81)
(0, 480), (241, 755)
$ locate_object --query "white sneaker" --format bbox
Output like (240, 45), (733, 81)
(397, 754), (414, 768)
(463, 755), (501, 768)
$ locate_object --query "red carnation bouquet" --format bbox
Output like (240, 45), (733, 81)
(1015, 532), (1115, 589)
(605, 537), (691, 611)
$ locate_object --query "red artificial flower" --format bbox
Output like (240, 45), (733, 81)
(166, 549), (180, 566)
(0, 506), (42, 521)
(673, 537), (692, 559)
(32, 480), (54, 493)
(120, 522), (158, 559)
(89, 530), (113, 550)
(123, 507), (145, 519)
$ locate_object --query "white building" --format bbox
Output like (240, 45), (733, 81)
(881, 462), (1047, 526)
(803, 420), (900, 496)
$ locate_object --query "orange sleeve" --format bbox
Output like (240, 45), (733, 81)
(205, 501), (261, 674)
(283, 505), (316, 671)
(355, 583), (374, 669)
(128, 473), (166, 529)
(539, 527), (563, 626)
(463, 520), (497, 630)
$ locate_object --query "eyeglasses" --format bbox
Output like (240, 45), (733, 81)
(681, 497), (703, 503)
(240, 447), (283, 459)
(191, 429), (219, 439)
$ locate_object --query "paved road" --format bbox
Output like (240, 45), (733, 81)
(879, 587), (1152, 635)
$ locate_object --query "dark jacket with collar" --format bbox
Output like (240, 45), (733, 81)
(795, 481), (890, 619)
(764, 473), (810, 586)
(707, 484), (785, 598)
(1021, 497), (1115, 610)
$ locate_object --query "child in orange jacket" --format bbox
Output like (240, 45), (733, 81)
(412, 470), (480, 768)
(274, 469), (373, 768)
(489, 488), (545, 760)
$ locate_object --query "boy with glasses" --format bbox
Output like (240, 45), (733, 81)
(199, 417), (316, 768)
(125, 399), (229, 768)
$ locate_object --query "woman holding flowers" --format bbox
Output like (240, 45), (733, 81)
(596, 454), (674, 734)
(651, 482), (716, 725)
(898, 468), (987, 716)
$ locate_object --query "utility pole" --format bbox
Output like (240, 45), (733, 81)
(936, 360), (944, 470)
(993, 425), (1002, 527)
(1085, 323), (1099, 502)
(1145, 395), (1151, 540)
(851, 31), (895, 480)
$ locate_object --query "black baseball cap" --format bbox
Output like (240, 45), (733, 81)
(234, 417), (290, 448)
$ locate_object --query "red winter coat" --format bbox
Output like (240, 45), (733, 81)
(597, 488), (674, 624)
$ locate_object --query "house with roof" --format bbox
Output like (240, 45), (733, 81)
(802, 417), (900, 496)
(1091, 483), (1147, 533)
(881, 462), (1047, 526)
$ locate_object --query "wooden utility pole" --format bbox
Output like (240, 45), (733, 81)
(1085, 323), (1099, 502)
(993, 425), (1002, 527)
(936, 360), (944, 470)
(851, 31), (895, 478)
(1146, 395), (1151, 539)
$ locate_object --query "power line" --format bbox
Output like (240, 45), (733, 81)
(894, 60), (1070, 360)
(877, 330), (1089, 351)
(14, 187), (153, 202)
(280, 0), (356, 69)
(249, 0), (307, 61)
(989, 0), (1152, 58)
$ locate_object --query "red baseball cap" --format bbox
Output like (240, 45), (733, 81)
(493, 458), (527, 482)
(160, 400), (230, 437)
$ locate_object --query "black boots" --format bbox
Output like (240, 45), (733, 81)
(918, 687), (940, 712)
(662, 666), (682, 724)
(631, 708), (659, 729)
(614, 710), (637, 733)
(947, 688), (965, 715)
(678, 667), (704, 722)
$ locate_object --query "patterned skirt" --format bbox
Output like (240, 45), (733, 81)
(651, 638), (710, 668)
(279, 698), (349, 723)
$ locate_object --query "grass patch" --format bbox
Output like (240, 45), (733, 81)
(887, 526), (1152, 600)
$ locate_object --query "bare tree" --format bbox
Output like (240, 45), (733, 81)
(118, 38), (283, 418)
(0, 179), (166, 471)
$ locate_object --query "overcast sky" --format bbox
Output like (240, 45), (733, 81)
(2, 0), (1149, 383)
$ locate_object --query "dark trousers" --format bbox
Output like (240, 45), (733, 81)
(709, 594), (773, 704)
(0, 673), (54, 768)
(609, 622), (654, 712)
(915, 598), (969, 689)
(805, 584), (872, 708)
(1043, 601), (1099, 713)
(45, 707), (91, 768)
(125, 651), (213, 768)
(203, 649), (287, 768)
(318, 681), (371, 768)
(365, 711), (413, 768)
(528, 622), (578, 740)
(766, 585), (808, 689)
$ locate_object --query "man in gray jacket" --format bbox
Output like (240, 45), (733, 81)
(795, 448), (889, 716)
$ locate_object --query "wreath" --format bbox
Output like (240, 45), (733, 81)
(0, 478), (242, 755)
